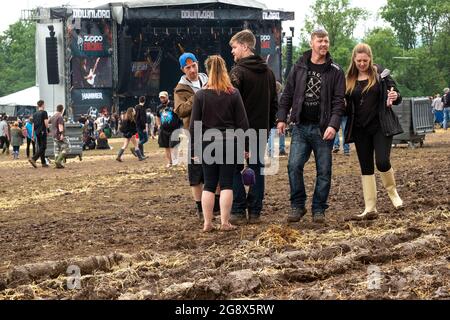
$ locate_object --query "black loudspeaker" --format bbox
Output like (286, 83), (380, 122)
(118, 35), (133, 94)
(46, 36), (59, 84)
(255, 35), (261, 55)
(284, 36), (293, 81)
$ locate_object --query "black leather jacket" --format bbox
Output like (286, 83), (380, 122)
(277, 50), (346, 134)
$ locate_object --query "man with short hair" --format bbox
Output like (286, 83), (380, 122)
(229, 29), (278, 224)
(156, 91), (180, 167)
(277, 28), (345, 223)
(49, 104), (68, 169)
(135, 96), (149, 157)
(442, 88), (450, 130)
(174, 52), (218, 219)
(29, 100), (49, 168)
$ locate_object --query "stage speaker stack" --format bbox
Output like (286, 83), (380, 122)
(284, 36), (293, 81)
(46, 25), (59, 85)
(118, 34), (133, 94)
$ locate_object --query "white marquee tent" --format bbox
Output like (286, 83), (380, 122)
(0, 86), (39, 107)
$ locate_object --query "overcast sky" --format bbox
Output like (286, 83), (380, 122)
(1, 0), (388, 41)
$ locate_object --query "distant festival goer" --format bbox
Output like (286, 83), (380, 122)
(116, 107), (146, 162)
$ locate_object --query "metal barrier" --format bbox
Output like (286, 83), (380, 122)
(45, 123), (83, 160)
(392, 97), (434, 148)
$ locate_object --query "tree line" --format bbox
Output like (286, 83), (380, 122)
(0, 0), (448, 98)
(285, 0), (449, 97)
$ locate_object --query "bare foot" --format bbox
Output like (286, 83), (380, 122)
(202, 224), (215, 233)
(220, 223), (237, 231)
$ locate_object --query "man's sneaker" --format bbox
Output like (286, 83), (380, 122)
(28, 159), (37, 168)
(344, 152), (350, 156)
(229, 213), (247, 225)
(332, 147), (340, 153)
(42, 163), (49, 168)
(312, 212), (326, 223)
(279, 150), (287, 156)
(287, 207), (307, 222)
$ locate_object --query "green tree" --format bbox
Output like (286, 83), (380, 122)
(295, 0), (366, 70)
(0, 21), (36, 97)
(393, 47), (447, 97)
(381, 0), (449, 51)
(363, 27), (403, 68)
(302, 0), (368, 46)
(380, 0), (419, 50)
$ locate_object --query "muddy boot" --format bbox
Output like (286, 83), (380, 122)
(352, 175), (378, 220)
(139, 144), (145, 157)
(130, 147), (137, 157)
(55, 153), (65, 168)
(116, 148), (125, 162)
(135, 149), (147, 161)
(380, 168), (403, 209)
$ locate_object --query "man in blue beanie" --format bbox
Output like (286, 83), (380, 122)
(174, 52), (221, 220)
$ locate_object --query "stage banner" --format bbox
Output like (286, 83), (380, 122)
(71, 56), (113, 89)
(71, 88), (112, 120)
(67, 18), (112, 57)
(259, 26), (282, 81)
(128, 47), (163, 96)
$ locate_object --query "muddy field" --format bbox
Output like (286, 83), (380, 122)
(0, 130), (448, 300)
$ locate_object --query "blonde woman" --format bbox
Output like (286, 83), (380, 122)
(189, 55), (249, 232)
(116, 107), (145, 161)
(344, 43), (404, 220)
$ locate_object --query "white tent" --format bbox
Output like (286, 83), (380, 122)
(0, 86), (39, 107)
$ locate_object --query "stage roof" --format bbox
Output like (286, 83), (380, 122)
(122, 0), (268, 9)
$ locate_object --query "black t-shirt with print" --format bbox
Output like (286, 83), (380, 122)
(32, 110), (48, 135)
(300, 61), (327, 124)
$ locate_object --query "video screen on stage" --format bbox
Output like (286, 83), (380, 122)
(68, 19), (112, 57)
(71, 88), (112, 120)
(71, 56), (113, 89)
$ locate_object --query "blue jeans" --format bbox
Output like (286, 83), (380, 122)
(288, 124), (333, 213)
(232, 140), (266, 216)
(137, 128), (149, 146)
(267, 128), (286, 157)
(333, 116), (350, 153)
(443, 107), (450, 130)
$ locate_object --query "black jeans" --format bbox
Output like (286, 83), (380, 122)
(26, 137), (35, 158)
(353, 127), (392, 175)
(0, 136), (7, 150)
(32, 133), (47, 164)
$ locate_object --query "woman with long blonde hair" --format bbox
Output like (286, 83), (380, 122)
(189, 55), (249, 232)
(344, 43), (404, 220)
(116, 107), (145, 161)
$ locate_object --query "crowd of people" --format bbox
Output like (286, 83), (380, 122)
(430, 88), (450, 129)
(2, 28), (449, 233)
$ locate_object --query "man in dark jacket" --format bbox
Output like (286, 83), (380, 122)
(229, 29), (278, 224)
(277, 28), (345, 223)
(29, 100), (49, 168)
(134, 96), (149, 158)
